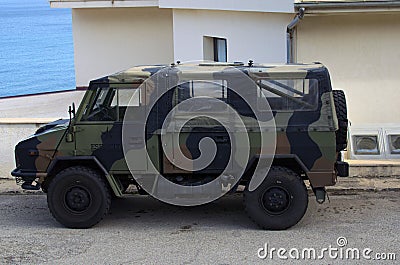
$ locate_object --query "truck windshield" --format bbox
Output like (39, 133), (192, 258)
(81, 84), (142, 122)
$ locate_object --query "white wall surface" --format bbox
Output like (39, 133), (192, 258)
(0, 91), (84, 119)
(297, 13), (400, 126)
(72, 7), (174, 87)
(0, 123), (46, 179)
(0, 91), (85, 179)
(172, 9), (292, 63)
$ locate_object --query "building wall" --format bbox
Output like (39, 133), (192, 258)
(72, 7), (174, 87)
(0, 122), (46, 179)
(0, 91), (85, 179)
(172, 9), (292, 63)
(297, 12), (400, 126)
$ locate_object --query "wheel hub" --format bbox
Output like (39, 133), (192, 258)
(65, 187), (91, 212)
(262, 187), (290, 214)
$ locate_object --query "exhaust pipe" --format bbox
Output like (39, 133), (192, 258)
(286, 7), (305, 63)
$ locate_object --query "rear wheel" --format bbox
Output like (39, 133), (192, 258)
(244, 166), (308, 230)
(47, 166), (111, 228)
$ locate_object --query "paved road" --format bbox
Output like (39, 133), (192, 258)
(0, 191), (398, 264)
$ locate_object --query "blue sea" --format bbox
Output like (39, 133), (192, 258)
(0, 0), (74, 97)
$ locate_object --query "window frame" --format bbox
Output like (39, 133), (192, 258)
(213, 37), (227, 62)
(173, 79), (228, 112)
(78, 83), (143, 124)
(256, 78), (319, 112)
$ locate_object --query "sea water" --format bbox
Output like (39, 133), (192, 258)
(0, 0), (75, 97)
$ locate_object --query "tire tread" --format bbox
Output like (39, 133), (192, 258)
(333, 90), (348, 152)
(47, 166), (111, 228)
(244, 166), (308, 230)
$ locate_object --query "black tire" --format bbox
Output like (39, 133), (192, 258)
(333, 90), (348, 152)
(47, 166), (111, 228)
(244, 166), (308, 230)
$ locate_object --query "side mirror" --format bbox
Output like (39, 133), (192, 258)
(72, 102), (76, 118)
(67, 103), (76, 143)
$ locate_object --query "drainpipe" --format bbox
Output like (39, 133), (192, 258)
(286, 7), (305, 63)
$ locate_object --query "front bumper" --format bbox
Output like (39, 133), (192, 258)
(11, 168), (47, 181)
(11, 168), (46, 190)
(12, 168), (36, 179)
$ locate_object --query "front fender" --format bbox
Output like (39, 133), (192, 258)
(46, 156), (123, 197)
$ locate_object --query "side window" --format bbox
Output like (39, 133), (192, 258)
(174, 80), (227, 112)
(81, 83), (144, 122)
(117, 86), (143, 121)
(257, 79), (318, 111)
(81, 86), (117, 121)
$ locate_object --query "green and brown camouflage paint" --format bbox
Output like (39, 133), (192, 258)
(13, 62), (341, 192)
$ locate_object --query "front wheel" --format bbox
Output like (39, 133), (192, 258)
(244, 166), (308, 230)
(47, 166), (111, 228)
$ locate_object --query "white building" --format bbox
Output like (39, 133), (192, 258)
(296, 0), (400, 160)
(50, 0), (293, 88)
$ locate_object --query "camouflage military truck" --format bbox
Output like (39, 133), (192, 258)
(12, 62), (349, 230)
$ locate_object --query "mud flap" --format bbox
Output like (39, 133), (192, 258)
(335, 161), (349, 177)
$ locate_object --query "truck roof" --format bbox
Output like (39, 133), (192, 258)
(92, 62), (326, 84)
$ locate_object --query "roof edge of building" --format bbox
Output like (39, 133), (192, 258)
(295, 1), (400, 13)
(50, 0), (294, 13)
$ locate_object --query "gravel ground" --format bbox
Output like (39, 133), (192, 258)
(0, 190), (398, 264)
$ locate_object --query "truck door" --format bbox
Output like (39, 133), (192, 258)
(74, 83), (147, 172)
(162, 80), (232, 174)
